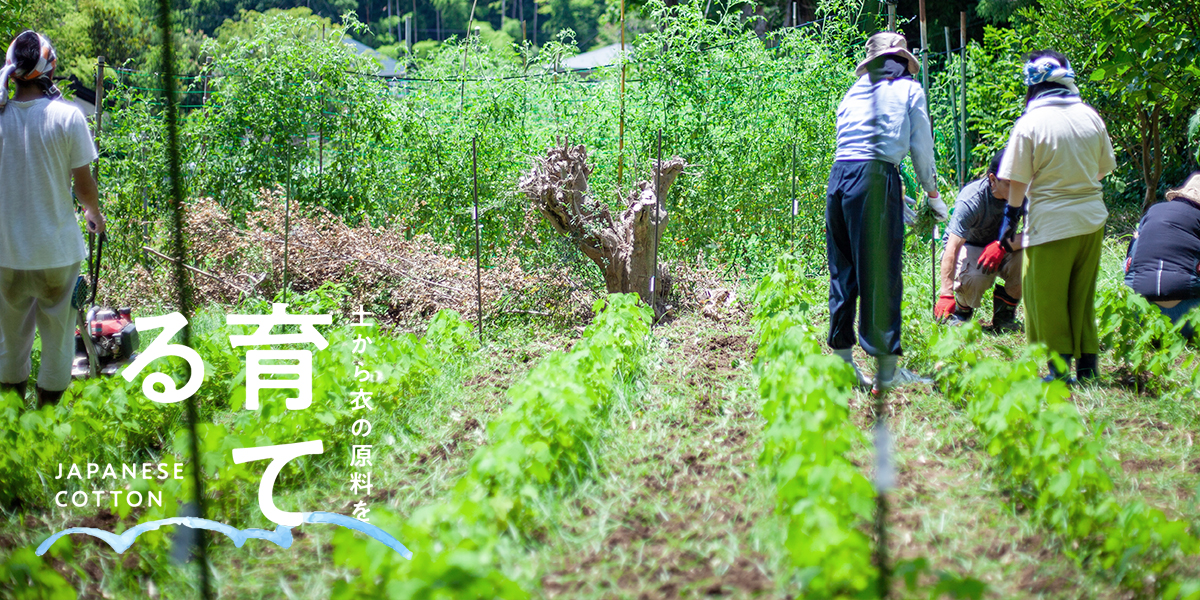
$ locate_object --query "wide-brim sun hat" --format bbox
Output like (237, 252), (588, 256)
(855, 32), (919, 77)
(1165, 172), (1200, 207)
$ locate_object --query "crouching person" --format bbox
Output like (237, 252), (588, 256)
(1124, 173), (1200, 341)
(934, 152), (1023, 331)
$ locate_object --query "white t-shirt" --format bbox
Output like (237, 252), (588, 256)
(999, 98), (1117, 247)
(0, 97), (97, 269)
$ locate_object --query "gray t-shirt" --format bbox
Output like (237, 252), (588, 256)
(947, 178), (1007, 247)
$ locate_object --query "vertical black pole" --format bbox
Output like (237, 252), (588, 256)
(867, 38), (891, 599)
(154, 0), (210, 597)
(473, 135), (483, 343)
(959, 13), (968, 184)
(652, 129), (662, 322)
(874, 404), (891, 599)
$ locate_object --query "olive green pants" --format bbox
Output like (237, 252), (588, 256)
(1023, 228), (1104, 358)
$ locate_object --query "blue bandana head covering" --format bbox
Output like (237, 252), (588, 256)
(1023, 56), (1074, 86)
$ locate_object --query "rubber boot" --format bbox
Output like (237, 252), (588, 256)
(1043, 354), (1075, 384)
(36, 387), (65, 409)
(990, 286), (1021, 333)
(947, 304), (974, 326)
(834, 348), (872, 390)
(1076, 353), (1099, 382)
(0, 380), (28, 400)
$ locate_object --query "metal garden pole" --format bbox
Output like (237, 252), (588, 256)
(652, 129), (662, 322)
(473, 135), (483, 343)
(944, 26), (961, 189)
(617, 0), (627, 192)
(960, 12), (968, 181)
(920, 0), (936, 309)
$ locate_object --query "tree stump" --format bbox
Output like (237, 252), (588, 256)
(518, 141), (687, 317)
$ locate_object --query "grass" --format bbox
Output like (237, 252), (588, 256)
(3, 239), (1199, 599)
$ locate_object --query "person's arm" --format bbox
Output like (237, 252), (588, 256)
(939, 233), (966, 296)
(72, 165), (105, 234)
(1006, 181), (1029, 209)
(908, 86), (940, 198)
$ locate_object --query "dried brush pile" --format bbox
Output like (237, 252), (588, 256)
(103, 188), (740, 330)
(111, 189), (531, 330)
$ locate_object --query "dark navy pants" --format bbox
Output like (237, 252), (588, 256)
(826, 159), (904, 357)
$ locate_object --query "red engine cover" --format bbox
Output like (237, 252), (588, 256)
(97, 317), (132, 336)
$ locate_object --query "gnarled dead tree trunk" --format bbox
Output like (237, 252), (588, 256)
(518, 141), (687, 316)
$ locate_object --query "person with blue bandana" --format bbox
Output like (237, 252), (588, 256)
(995, 50), (1117, 383)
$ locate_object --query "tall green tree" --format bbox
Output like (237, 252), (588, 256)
(1087, 0), (1200, 210)
(1023, 0), (1199, 211)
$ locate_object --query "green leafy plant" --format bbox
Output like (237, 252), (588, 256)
(923, 322), (1199, 595)
(751, 256), (876, 597)
(329, 293), (651, 599)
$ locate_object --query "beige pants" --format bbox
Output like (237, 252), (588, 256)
(953, 245), (1022, 309)
(0, 264), (81, 392)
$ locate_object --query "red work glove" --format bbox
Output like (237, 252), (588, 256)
(977, 241), (1007, 275)
(935, 295), (957, 319)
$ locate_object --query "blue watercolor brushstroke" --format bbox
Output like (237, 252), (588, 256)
(35, 511), (412, 560)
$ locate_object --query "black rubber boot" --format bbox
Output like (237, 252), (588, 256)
(947, 304), (974, 326)
(36, 387), (65, 409)
(0, 380), (28, 400)
(1043, 354), (1075, 384)
(1076, 353), (1099, 382)
(991, 286), (1021, 333)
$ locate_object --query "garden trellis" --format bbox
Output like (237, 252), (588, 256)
(94, 4), (981, 302)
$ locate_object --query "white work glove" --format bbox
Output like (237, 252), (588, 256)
(903, 195), (918, 226)
(926, 194), (948, 222)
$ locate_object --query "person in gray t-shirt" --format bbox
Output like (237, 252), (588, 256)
(934, 152), (1024, 330)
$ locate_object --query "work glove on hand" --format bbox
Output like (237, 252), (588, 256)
(934, 294), (957, 319)
(926, 194), (948, 222)
(977, 240), (1007, 274)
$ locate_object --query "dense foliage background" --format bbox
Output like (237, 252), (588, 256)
(4, 0), (1192, 296)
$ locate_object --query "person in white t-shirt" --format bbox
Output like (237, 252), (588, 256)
(0, 31), (104, 407)
(993, 50), (1116, 383)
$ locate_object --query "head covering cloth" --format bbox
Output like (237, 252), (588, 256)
(0, 31), (61, 110)
(1022, 55), (1078, 95)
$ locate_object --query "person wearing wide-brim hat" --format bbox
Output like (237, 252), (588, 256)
(826, 31), (943, 393)
(995, 49), (1117, 382)
(1124, 171), (1200, 340)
